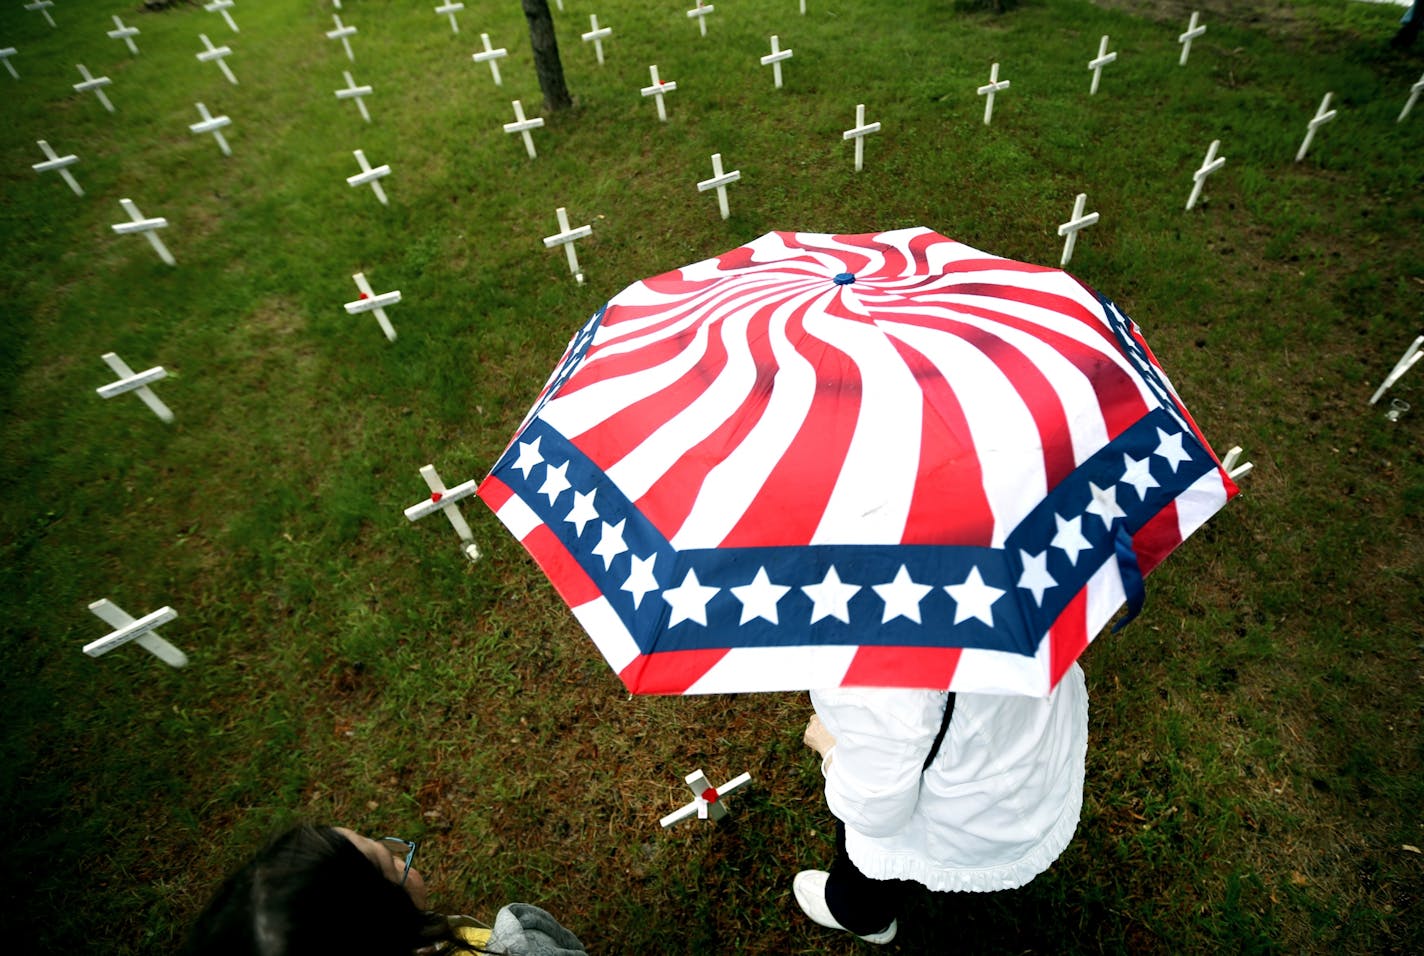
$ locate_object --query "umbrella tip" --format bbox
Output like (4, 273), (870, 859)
(833, 272), (857, 285)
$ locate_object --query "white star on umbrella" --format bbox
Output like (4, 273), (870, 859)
(591, 519), (628, 570)
(538, 460), (571, 505)
(1017, 549), (1057, 606)
(1051, 513), (1093, 566)
(802, 565), (861, 625)
(1119, 452), (1159, 500)
(622, 553), (659, 610)
(944, 566), (1006, 627)
(663, 568), (720, 627)
(730, 566), (791, 624)
(512, 436), (544, 479)
(872, 564), (933, 624)
(564, 488), (599, 537)
(1085, 481), (1127, 529)
(1154, 427), (1192, 473)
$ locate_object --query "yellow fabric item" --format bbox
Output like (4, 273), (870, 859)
(453, 923), (492, 947)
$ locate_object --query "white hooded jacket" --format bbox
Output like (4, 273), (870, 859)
(811, 663), (1088, 893)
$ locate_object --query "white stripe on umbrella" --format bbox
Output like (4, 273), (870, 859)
(886, 321), (1050, 546)
(671, 287), (826, 548)
(802, 298), (926, 546)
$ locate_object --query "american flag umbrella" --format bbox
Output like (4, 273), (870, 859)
(478, 229), (1238, 697)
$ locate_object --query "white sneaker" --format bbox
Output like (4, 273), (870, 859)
(792, 870), (898, 944)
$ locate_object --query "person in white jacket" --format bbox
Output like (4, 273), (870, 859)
(793, 663), (1090, 944)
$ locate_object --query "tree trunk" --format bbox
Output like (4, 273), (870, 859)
(521, 0), (573, 111)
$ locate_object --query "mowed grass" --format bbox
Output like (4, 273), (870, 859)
(1, 0), (1421, 952)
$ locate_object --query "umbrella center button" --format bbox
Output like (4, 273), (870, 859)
(833, 272), (857, 285)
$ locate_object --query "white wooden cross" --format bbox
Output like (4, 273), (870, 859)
(109, 16), (141, 55)
(843, 103), (880, 172)
(977, 62), (1010, 125)
(74, 65), (115, 113)
(582, 14), (611, 65)
(197, 34), (238, 85)
(1178, 12), (1205, 66)
(1368, 335), (1423, 406)
(503, 99), (545, 159)
(687, 2), (715, 38)
(1185, 139), (1224, 211)
(336, 70), (373, 123)
(85, 600), (187, 668)
(1294, 92), (1336, 163)
(801, 0), (807, 12)
(206, 0), (239, 33)
(347, 149), (391, 206)
(0, 48), (17, 80)
(1398, 73), (1423, 124)
(697, 152), (741, 220)
(25, 1), (55, 29)
(33, 140), (83, 196)
(1088, 35), (1117, 95)
(641, 65), (677, 121)
(327, 15), (357, 62)
(1057, 193), (1098, 267)
(96, 351), (174, 422)
(1220, 446), (1253, 481)
(189, 102), (233, 156)
(761, 35), (793, 89)
(659, 769), (752, 827)
(404, 464), (481, 561)
(543, 206), (592, 284)
(436, 2), (464, 34)
(343, 271), (401, 341)
(112, 198), (175, 265)
(472, 33), (508, 86)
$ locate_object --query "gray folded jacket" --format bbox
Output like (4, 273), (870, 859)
(487, 903), (587, 955)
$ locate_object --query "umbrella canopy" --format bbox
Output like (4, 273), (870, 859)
(478, 229), (1237, 696)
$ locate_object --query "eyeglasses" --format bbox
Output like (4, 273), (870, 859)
(378, 837), (418, 886)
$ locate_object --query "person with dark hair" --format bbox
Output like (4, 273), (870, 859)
(792, 666), (1089, 944)
(180, 824), (585, 956)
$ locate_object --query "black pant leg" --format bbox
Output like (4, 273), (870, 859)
(824, 819), (899, 936)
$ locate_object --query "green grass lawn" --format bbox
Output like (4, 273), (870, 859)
(1, 0), (1421, 952)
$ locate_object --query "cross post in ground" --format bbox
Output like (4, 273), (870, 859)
(1294, 92), (1336, 162)
(1057, 193), (1099, 266)
(96, 352), (174, 422)
(404, 464), (481, 561)
(1088, 35), (1117, 95)
(33, 140), (83, 195)
(503, 100), (545, 158)
(582, 15), (611, 65)
(977, 62), (1010, 125)
(843, 103), (880, 172)
(761, 35), (793, 89)
(85, 600), (187, 667)
(660, 770), (752, 827)
(111, 198), (175, 265)
(1185, 139), (1225, 211)
(543, 207), (592, 284)
(347, 149), (391, 205)
(697, 152), (741, 220)
(108, 16), (141, 55)
(343, 271), (401, 341)
(336, 70), (373, 122)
